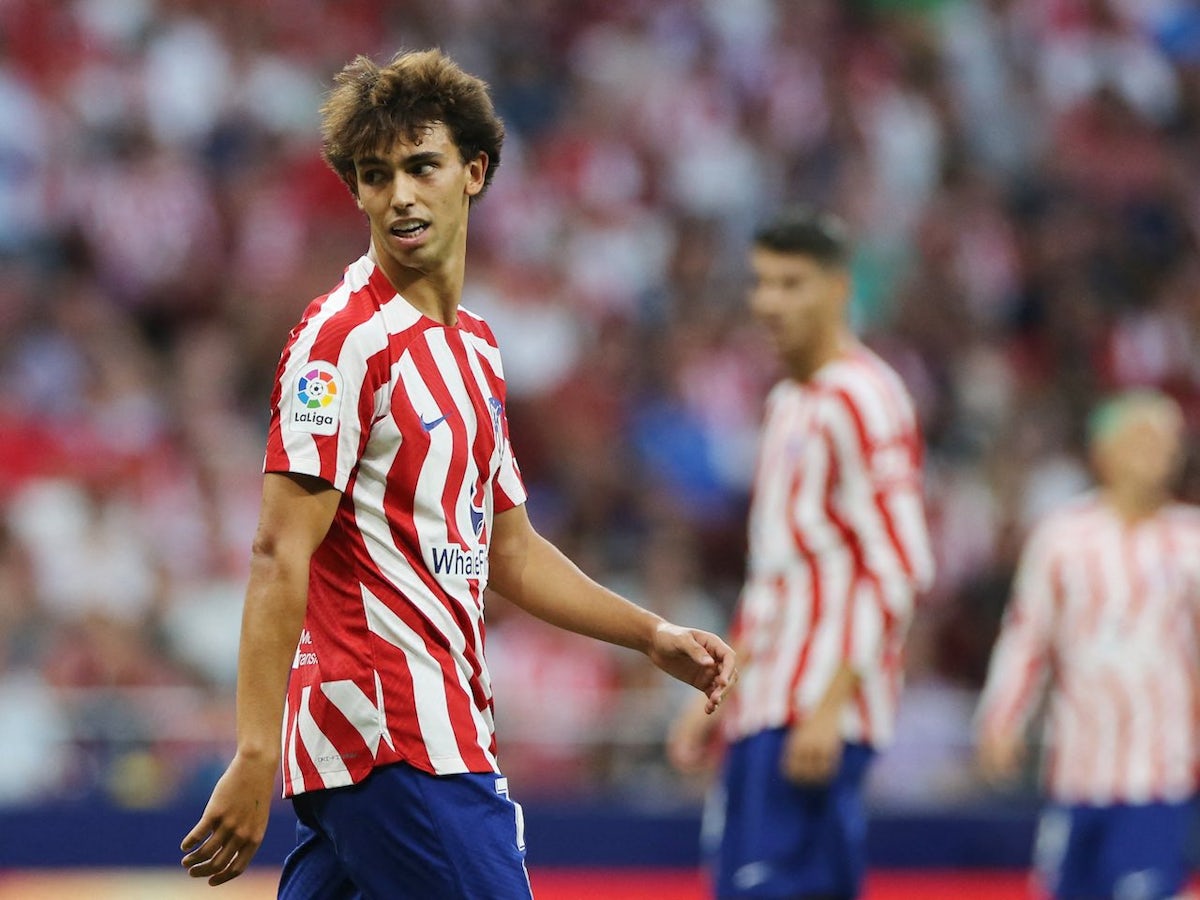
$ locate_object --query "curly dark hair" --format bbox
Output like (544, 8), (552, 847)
(320, 48), (505, 200)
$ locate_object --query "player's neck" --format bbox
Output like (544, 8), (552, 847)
(369, 244), (465, 326)
(786, 329), (854, 383)
(1102, 484), (1170, 523)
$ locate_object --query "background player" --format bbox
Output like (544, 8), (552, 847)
(178, 48), (736, 897)
(976, 389), (1200, 900)
(669, 208), (934, 900)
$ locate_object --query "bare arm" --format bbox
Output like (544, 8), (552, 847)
(180, 472), (341, 886)
(488, 505), (736, 713)
(975, 525), (1060, 785)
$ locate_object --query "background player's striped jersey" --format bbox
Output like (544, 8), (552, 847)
(977, 497), (1200, 804)
(726, 346), (934, 747)
(265, 254), (526, 797)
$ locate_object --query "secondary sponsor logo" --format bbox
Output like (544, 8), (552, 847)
(429, 543), (488, 581)
(293, 629), (318, 668)
(289, 361), (342, 435)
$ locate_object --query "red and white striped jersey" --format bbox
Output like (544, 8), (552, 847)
(725, 345), (934, 747)
(264, 254), (527, 797)
(977, 495), (1200, 805)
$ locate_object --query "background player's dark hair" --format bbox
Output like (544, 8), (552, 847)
(752, 207), (851, 267)
(320, 48), (505, 201)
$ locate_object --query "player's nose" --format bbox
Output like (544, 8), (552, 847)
(389, 174), (417, 210)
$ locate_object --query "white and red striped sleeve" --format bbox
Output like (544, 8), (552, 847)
(976, 520), (1061, 740)
(265, 269), (389, 491)
(819, 366), (934, 668)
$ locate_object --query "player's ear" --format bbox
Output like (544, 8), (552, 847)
(465, 152), (488, 198)
(829, 266), (852, 306)
(343, 169), (363, 209)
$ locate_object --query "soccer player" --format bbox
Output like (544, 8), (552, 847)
(668, 208), (934, 900)
(178, 49), (736, 897)
(976, 390), (1200, 900)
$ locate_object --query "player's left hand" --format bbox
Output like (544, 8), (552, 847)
(782, 710), (843, 784)
(648, 623), (737, 714)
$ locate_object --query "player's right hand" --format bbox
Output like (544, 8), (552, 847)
(647, 624), (737, 714)
(781, 710), (842, 784)
(180, 753), (277, 886)
(976, 730), (1024, 784)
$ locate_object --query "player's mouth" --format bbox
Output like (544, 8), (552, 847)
(388, 219), (430, 245)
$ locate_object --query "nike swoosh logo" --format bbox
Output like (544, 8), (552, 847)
(421, 413), (448, 432)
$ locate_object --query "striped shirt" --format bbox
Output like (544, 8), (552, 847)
(977, 495), (1200, 805)
(265, 254), (527, 797)
(726, 345), (934, 747)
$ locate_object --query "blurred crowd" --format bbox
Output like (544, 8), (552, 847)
(1, 0), (1199, 811)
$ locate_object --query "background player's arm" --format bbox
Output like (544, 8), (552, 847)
(975, 527), (1059, 784)
(489, 504), (736, 713)
(823, 389), (934, 648)
(180, 472), (340, 886)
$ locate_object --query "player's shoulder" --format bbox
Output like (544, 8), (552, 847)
(814, 346), (918, 430)
(455, 305), (501, 348)
(1161, 502), (1200, 535)
(322, 254), (382, 311)
(821, 344), (909, 392)
(288, 256), (388, 345)
(1028, 493), (1105, 544)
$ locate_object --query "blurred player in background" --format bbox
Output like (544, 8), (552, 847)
(669, 208), (934, 900)
(976, 390), (1200, 900)
(178, 48), (735, 897)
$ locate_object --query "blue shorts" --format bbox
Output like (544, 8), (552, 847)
(277, 763), (532, 900)
(708, 728), (875, 899)
(1034, 799), (1192, 900)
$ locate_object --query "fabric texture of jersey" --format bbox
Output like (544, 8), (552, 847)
(977, 496), (1200, 805)
(265, 254), (527, 797)
(726, 345), (934, 747)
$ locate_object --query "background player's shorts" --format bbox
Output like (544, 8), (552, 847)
(1033, 799), (1191, 900)
(277, 762), (532, 900)
(707, 727), (875, 899)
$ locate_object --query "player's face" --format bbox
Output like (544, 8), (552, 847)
(748, 248), (847, 371)
(353, 123), (487, 283)
(1098, 406), (1184, 496)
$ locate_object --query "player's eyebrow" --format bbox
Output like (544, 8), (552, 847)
(403, 151), (444, 166)
(356, 150), (445, 168)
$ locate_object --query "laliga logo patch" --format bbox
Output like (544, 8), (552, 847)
(289, 360), (342, 435)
